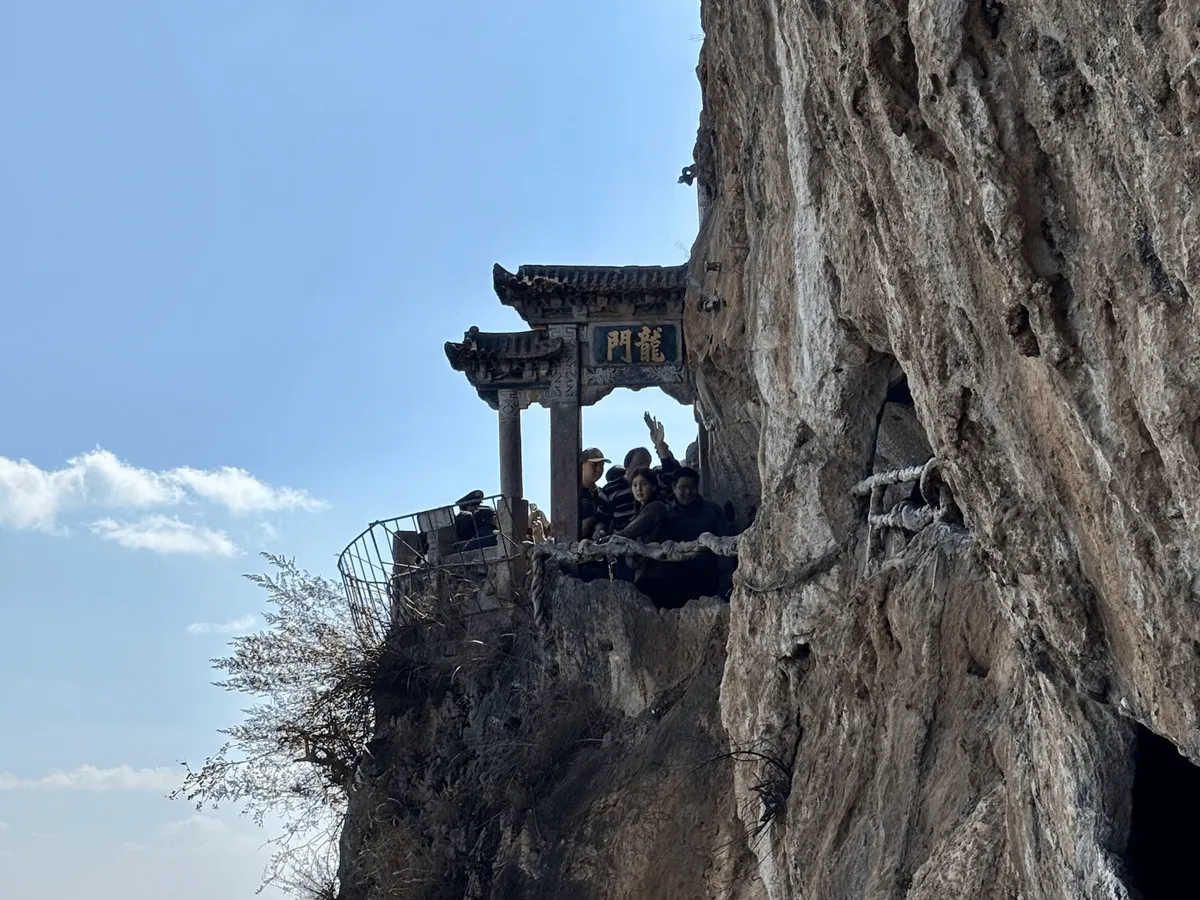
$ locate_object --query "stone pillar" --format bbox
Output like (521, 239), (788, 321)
(497, 389), (524, 501)
(550, 402), (581, 542)
(545, 324), (581, 542)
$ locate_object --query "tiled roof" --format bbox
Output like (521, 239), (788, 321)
(444, 327), (564, 371)
(493, 263), (689, 300)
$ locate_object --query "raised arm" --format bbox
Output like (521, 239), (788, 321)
(643, 412), (677, 463)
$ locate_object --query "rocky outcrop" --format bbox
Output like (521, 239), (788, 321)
(338, 579), (760, 900)
(341, 3), (1200, 898)
(688, 0), (1200, 897)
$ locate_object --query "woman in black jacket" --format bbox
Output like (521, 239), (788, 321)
(612, 469), (680, 606)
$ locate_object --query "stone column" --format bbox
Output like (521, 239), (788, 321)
(546, 324), (581, 542)
(497, 389), (524, 501)
(550, 402), (581, 542)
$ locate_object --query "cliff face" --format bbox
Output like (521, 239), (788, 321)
(341, 3), (1200, 898)
(690, 0), (1200, 897)
(338, 581), (763, 900)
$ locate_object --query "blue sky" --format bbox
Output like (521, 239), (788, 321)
(0, 2), (702, 898)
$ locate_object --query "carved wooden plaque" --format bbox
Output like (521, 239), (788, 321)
(590, 324), (680, 367)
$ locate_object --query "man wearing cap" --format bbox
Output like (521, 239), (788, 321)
(453, 489), (497, 550)
(579, 448), (609, 540)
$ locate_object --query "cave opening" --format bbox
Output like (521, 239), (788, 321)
(885, 372), (915, 407)
(1128, 724), (1200, 898)
(873, 366), (932, 476)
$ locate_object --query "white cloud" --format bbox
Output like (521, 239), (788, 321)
(0, 456), (81, 531)
(163, 815), (232, 838)
(162, 815), (257, 852)
(0, 765), (178, 792)
(187, 615), (256, 636)
(0, 849), (15, 860)
(75, 449), (183, 508)
(171, 466), (324, 515)
(0, 448), (323, 535)
(0, 820), (9, 831)
(91, 516), (238, 557)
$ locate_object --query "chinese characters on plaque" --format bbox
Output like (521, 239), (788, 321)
(593, 324), (678, 365)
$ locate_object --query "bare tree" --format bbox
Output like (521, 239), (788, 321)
(173, 553), (379, 898)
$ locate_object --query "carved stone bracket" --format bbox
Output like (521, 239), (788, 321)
(497, 389), (523, 420)
(543, 324), (579, 404)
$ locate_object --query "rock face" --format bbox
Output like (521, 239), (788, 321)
(687, 0), (1200, 897)
(338, 579), (761, 900)
(342, 3), (1200, 898)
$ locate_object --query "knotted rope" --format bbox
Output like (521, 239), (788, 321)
(527, 533), (739, 626)
(851, 457), (953, 569)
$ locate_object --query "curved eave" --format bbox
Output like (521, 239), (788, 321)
(493, 262), (689, 317)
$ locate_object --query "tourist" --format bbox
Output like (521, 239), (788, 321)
(612, 468), (678, 604)
(666, 468), (727, 539)
(595, 448), (651, 537)
(578, 447), (609, 540)
(666, 467), (728, 599)
(528, 504), (551, 544)
(615, 468), (672, 543)
(593, 412), (683, 539)
(453, 490), (498, 551)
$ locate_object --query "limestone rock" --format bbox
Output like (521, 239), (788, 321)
(689, 0), (1200, 897)
(341, 3), (1200, 897)
(339, 578), (761, 900)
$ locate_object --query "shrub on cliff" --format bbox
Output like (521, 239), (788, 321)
(173, 553), (378, 898)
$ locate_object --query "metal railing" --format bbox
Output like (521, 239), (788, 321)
(337, 493), (529, 644)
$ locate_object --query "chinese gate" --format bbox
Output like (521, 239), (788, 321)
(445, 263), (694, 542)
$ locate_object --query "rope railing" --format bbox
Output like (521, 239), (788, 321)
(851, 457), (953, 568)
(849, 462), (931, 497)
(341, 456), (957, 640)
(528, 533), (739, 626)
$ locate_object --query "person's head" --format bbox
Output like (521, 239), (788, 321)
(672, 467), (701, 507)
(580, 447), (609, 488)
(605, 465), (626, 484)
(623, 446), (652, 475)
(456, 489), (485, 512)
(629, 467), (658, 505)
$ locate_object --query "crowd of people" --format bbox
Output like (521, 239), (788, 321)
(446, 414), (737, 607)
(574, 414), (737, 607)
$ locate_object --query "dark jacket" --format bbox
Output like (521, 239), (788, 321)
(454, 507), (496, 542)
(579, 485), (600, 539)
(668, 497), (728, 542)
(616, 500), (672, 543)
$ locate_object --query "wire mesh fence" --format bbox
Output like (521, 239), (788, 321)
(338, 493), (530, 645)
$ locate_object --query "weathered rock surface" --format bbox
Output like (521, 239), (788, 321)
(342, 3), (1200, 898)
(338, 579), (761, 900)
(687, 0), (1200, 897)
